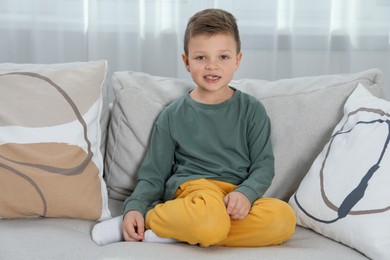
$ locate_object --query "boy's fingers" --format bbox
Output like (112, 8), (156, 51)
(225, 195), (238, 215)
(123, 225), (137, 241)
(125, 226), (143, 241)
(223, 195), (229, 208)
(224, 192), (251, 220)
(135, 217), (145, 238)
(122, 212), (144, 241)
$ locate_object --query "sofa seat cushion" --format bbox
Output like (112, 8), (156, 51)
(0, 199), (368, 260)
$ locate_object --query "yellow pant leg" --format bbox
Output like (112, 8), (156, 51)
(145, 179), (232, 247)
(216, 198), (296, 247)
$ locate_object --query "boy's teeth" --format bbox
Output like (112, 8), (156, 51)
(206, 75), (219, 80)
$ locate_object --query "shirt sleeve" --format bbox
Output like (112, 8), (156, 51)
(123, 109), (175, 216)
(235, 101), (275, 204)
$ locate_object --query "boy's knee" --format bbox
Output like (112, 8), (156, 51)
(273, 200), (296, 240)
(255, 198), (296, 243)
(213, 198), (296, 247)
(188, 210), (231, 247)
(183, 194), (231, 246)
(147, 192), (231, 246)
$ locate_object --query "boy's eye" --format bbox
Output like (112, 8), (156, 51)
(220, 55), (230, 60)
(196, 56), (206, 61)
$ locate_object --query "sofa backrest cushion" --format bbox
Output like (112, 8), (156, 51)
(105, 69), (384, 202)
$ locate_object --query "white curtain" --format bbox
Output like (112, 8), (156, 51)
(1, 0), (390, 97)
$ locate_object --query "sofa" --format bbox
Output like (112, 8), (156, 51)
(0, 60), (388, 259)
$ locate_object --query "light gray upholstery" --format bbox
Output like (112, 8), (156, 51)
(0, 199), (368, 260)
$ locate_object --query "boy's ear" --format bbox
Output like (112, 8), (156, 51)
(235, 52), (243, 70)
(182, 53), (190, 72)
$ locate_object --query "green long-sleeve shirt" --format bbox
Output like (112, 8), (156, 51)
(123, 88), (274, 216)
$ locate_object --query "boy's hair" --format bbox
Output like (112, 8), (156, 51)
(184, 8), (241, 56)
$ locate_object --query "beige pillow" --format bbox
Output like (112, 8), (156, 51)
(105, 69), (383, 202)
(0, 60), (111, 221)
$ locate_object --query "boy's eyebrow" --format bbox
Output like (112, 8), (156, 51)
(220, 49), (234, 53)
(191, 49), (234, 55)
(192, 51), (205, 55)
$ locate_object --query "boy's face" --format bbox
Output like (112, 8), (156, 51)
(182, 33), (242, 96)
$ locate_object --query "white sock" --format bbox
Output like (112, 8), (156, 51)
(92, 215), (124, 246)
(143, 229), (178, 243)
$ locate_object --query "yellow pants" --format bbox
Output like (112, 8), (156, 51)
(145, 178), (296, 247)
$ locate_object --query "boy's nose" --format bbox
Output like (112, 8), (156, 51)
(205, 61), (219, 70)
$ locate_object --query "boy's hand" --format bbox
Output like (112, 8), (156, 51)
(224, 191), (251, 220)
(122, 211), (145, 242)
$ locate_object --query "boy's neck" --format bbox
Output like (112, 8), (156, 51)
(189, 86), (235, 105)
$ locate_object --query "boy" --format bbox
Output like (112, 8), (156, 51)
(92, 8), (295, 247)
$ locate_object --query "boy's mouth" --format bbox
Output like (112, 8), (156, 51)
(204, 75), (221, 81)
